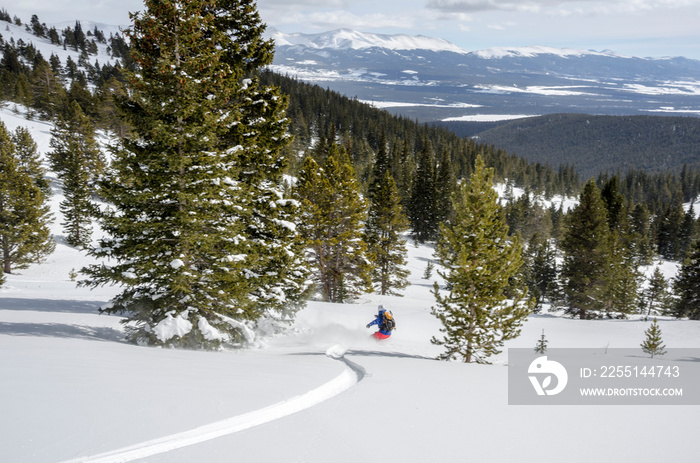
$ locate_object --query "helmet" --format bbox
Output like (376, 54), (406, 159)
(377, 304), (385, 313)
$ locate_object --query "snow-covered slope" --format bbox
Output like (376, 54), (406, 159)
(473, 45), (623, 59)
(1, 104), (699, 463)
(0, 19), (122, 70)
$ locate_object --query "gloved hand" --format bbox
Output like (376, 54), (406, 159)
(366, 324), (370, 328)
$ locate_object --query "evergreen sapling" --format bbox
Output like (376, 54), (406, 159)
(535, 329), (548, 354)
(641, 318), (667, 358)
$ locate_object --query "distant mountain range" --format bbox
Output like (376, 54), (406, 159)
(267, 28), (468, 54)
(265, 28), (700, 125)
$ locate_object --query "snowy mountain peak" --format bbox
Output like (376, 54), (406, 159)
(472, 45), (625, 60)
(266, 28), (634, 59)
(266, 27), (469, 54)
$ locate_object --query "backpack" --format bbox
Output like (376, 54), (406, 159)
(381, 311), (396, 332)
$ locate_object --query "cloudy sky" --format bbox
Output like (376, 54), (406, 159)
(9, 0), (700, 58)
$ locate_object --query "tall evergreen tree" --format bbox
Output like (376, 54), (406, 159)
(641, 267), (672, 318)
(601, 176), (626, 232)
(678, 203), (697, 259)
(605, 232), (642, 317)
(368, 130), (390, 197)
(364, 133), (410, 296)
(30, 60), (66, 119)
(295, 145), (371, 302)
(0, 121), (54, 275)
(395, 139), (413, 206)
(434, 149), (456, 227)
(11, 126), (50, 195)
(96, 77), (131, 138)
(629, 203), (654, 265)
(48, 101), (103, 248)
(523, 233), (559, 310)
(673, 239), (700, 320)
(431, 155), (533, 363)
(82, 0), (293, 348)
(408, 139), (438, 242)
(365, 170), (410, 295)
(560, 179), (610, 319)
(657, 202), (685, 260)
(211, 0), (311, 323)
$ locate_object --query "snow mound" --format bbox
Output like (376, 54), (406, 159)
(325, 344), (347, 359)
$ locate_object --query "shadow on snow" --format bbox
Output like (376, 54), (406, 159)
(0, 322), (125, 342)
(0, 297), (111, 315)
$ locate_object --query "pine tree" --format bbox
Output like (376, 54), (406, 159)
(295, 145), (371, 302)
(641, 318), (666, 358)
(408, 139), (438, 242)
(395, 139), (413, 206)
(48, 101), (103, 248)
(368, 130), (390, 199)
(601, 176), (626, 232)
(30, 60), (66, 119)
(11, 126), (50, 195)
(81, 0), (290, 348)
(678, 203), (697, 259)
(673, 239), (700, 319)
(434, 149), (456, 227)
(657, 202), (685, 260)
(211, 0), (311, 324)
(535, 329), (548, 354)
(423, 259), (434, 280)
(431, 155), (533, 363)
(0, 121), (54, 275)
(605, 231), (642, 317)
(523, 233), (559, 310)
(629, 203), (654, 265)
(560, 179), (610, 319)
(506, 189), (553, 243)
(365, 170), (410, 295)
(641, 267), (672, 318)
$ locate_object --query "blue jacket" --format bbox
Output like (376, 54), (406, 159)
(368, 310), (393, 335)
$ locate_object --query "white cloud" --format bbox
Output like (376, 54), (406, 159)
(487, 21), (517, 30)
(259, 0), (349, 6)
(268, 10), (414, 30)
(427, 0), (700, 15)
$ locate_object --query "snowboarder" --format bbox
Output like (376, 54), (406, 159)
(366, 305), (395, 340)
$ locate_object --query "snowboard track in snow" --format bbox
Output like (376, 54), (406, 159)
(61, 351), (365, 463)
